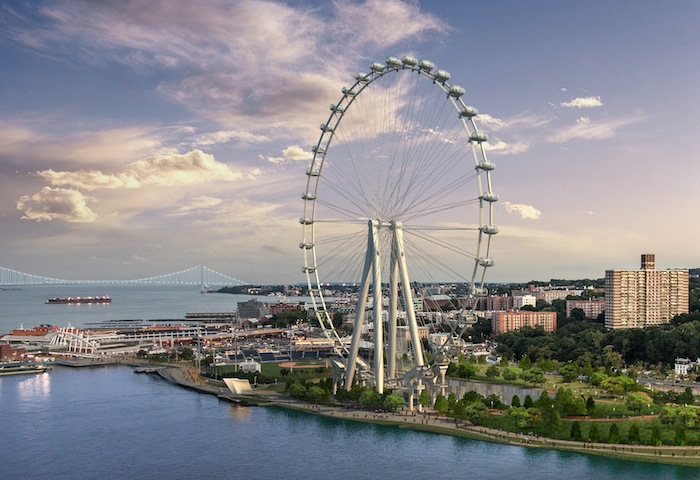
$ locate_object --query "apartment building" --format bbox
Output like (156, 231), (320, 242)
(604, 254), (688, 329)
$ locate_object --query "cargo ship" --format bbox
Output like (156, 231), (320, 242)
(46, 296), (111, 304)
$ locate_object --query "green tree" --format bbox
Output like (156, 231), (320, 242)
(523, 395), (534, 408)
(548, 410), (562, 431)
(485, 365), (500, 379)
(434, 394), (449, 413)
(419, 389), (431, 409)
(447, 392), (457, 411)
(607, 423), (620, 444)
(463, 402), (489, 424)
(625, 392), (647, 415)
(519, 355), (532, 370)
(521, 367), (545, 386)
(675, 423), (687, 446)
(677, 406), (698, 427)
(511, 395), (521, 407)
(570, 422), (582, 441)
(502, 366), (519, 381)
(650, 424), (662, 446)
(306, 385), (326, 404)
(458, 363), (477, 379)
(507, 406), (530, 429)
(383, 394), (405, 412)
(600, 375), (635, 396)
(559, 363), (579, 383)
(678, 386), (695, 406)
(588, 423), (600, 443)
(288, 383), (307, 398)
(588, 371), (607, 387)
(628, 424), (641, 444)
(478, 355), (487, 364)
(359, 389), (381, 408)
(526, 407), (543, 427)
(586, 396), (596, 415)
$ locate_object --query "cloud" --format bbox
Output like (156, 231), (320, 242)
(560, 96), (604, 108)
(36, 149), (241, 191)
(169, 196), (224, 217)
(262, 145), (313, 164)
(17, 187), (97, 222)
(5, 1), (448, 144)
(484, 139), (530, 155)
(195, 130), (270, 146)
(547, 115), (643, 143)
(476, 113), (505, 129)
(503, 201), (542, 220)
(282, 145), (313, 162)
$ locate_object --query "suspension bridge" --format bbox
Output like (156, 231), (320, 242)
(0, 265), (246, 287)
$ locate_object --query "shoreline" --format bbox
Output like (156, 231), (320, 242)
(134, 362), (700, 467)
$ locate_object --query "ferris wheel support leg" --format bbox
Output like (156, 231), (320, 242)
(394, 222), (424, 367)
(345, 223), (374, 391)
(370, 220), (384, 395)
(387, 234), (399, 381)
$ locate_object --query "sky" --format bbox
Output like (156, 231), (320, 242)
(1, 0), (699, 284)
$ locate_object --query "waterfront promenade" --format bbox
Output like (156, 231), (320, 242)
(140, 362), (700, 467)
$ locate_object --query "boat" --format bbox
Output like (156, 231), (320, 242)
(0, 363), (49, 376)
(45, 296), (111, 304)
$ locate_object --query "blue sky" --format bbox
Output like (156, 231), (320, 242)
(1, 0), (698, 283)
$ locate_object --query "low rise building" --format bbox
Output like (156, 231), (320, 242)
(566, 299), (605, 319)
(492, 310), (557, 335)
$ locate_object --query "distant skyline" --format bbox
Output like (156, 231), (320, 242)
(1, 1), (698, 284)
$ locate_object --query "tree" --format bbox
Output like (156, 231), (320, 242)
(628, 424), (641, 444)
(507, 406), (530, 429)
(288, 383), (307, 398)
(383, 394), (405, 412)
(586, 396), (596, 416)
(547, 410), (562, 431)
(306, 385), (326, 404)
(502, 366), (519, 381)
(588, 423), (600, 443)
(359, 389), (381, 408)
(650, 424), (662, 446)
(521, 367), (545, 386)
(526, 407), (543, 427)
(678, 386), (695, 406)
(485, 365), (500, 379)
(559, 363), (579, 383)
(519, 355), (532, 370)
(588, 371), (607, 387)
(458, 363), (477, 379)
(463, 402), (489, 424)
(600, 375), (635, 396)
(607, 423), (620, 444)
(570, 422), (582, 441)
(447, 392), (457, 411)
(419, 390), (431, 409)
(523, 395), (534, 408)
(434, 394), (449, 413)
(675, 423), (687, 446)
(511, 395), (521, 407)
(625, 392), (647, 415)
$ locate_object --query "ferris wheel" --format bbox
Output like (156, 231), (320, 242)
(301, 56), (497, 400)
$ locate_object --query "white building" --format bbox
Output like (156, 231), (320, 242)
(513, 294), (536, 310)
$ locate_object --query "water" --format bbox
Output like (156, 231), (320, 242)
(0, 285), (261, 334)
(0, 286), (698, 478)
